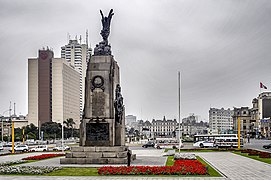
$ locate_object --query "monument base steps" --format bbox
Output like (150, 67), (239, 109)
(60, 146), (129, 164)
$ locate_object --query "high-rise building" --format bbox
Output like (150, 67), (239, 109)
(28, 49), (80, 129)
(61, 38), (92, 118)
(209, 108), (233, 134)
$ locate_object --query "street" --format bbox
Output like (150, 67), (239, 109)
(244, 138), (271, 152)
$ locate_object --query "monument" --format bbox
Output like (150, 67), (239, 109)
(61, 9), (128, 164)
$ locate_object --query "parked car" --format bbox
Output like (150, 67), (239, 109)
(14, 145), (29, 152)
(193, 141), (214, 148)
(263, 144), (271, 149)
(53, 145), (70, 151)
(142, 142), (155, 148)
(0, 144), (3, 151)
(30, 145), (48, 152)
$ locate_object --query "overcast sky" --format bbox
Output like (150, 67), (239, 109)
(1, 0), (271, 121)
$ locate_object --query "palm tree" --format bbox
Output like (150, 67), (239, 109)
(64, 118), (76, 138)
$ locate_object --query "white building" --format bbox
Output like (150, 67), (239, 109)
(61, 39), (92, 118)
(28, 49), (80, 129)
(138, 116), (177, 138)
(209, 108), (233, 134)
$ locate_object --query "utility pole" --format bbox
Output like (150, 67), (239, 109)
(238, 117), (241, 149)
(22, 128), (25, 144)
(8, 101), (12, 142)
(11, 120), (14, 153)
(13, 103), (16, 116)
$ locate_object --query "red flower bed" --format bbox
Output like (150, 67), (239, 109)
(98, 160), (207, 175)
(22, 153), (65, 160)
(259, 152), (271, 158)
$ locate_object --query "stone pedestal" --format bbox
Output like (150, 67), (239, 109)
(60, 146), (128, 164)
(61, 55), (128, 164)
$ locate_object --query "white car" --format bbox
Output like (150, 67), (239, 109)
(193, 141), (214, 148)
(53, 145), (70, 151)
(30, 145), (48, 152)
(14, 145), (29, 152)
(0, 144), (3, 151)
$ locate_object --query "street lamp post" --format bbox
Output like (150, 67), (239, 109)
(62, 119), (64, 153)
(1, 116), (3, 142)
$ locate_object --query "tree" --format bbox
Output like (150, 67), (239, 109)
(41, 122), (62, 139)
(64, 118), (76, 138)
(24, 123), (38, 140)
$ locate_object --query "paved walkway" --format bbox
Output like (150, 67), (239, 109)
(0, 151), (63, 163)
(0, 176), (224, 180)
(196, 152), (271, 180)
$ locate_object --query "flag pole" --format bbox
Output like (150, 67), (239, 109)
(260, 82), (262, 95)
(178, 71), (181, 153)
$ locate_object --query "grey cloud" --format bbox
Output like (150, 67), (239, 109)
(1, 0), (271, 121)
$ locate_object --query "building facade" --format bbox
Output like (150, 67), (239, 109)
(52, 58), (80, 128)
(28, 49), (80, 130)
(233, 92), (271, 138)
(209, 108), (233, 134)
(125, 115), (137, 126)
(61, 39), (92, 118)
(232, 107), (252, 137)
(181, 114), (209, 136)
(138, 116), (177, 138)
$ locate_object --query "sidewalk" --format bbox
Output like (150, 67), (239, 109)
(196, 152), (271, 180)
(0, 176), (225, 180)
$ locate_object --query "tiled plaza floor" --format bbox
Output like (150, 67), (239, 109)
(1, 150), (271, 179)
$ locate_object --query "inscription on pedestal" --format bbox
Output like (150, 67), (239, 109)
(86, 123), (109, 146)
(92, 91), (105, 116)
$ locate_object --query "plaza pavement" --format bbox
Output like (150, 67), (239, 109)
(1, 149), (271, 179)
(18, 149), (168, 167)
(195, 152), (271, 180)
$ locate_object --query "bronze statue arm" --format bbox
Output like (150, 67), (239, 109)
(108, 9), (114, 18)
(100, 10), (104, 19)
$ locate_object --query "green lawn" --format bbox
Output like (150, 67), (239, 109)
(45, 167), (99, 176)
(44, 156), (221, 176)
(196, 156), (221, 176)
(233, 151), (271, 164)
(166, 156), (221, 176)
(166, 156), (174, 166)
(166, 156), (221, 177)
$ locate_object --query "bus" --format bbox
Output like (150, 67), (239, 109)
(193, 134), (243, 148)
(154, 137), (183, 149)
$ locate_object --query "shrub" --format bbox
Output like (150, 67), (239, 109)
(0, 166), (62, 175)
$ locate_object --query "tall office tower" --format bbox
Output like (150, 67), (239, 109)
(28, 48), (80, 129)
(209, 108), (233, 134)
(61, 38), (92, 119)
